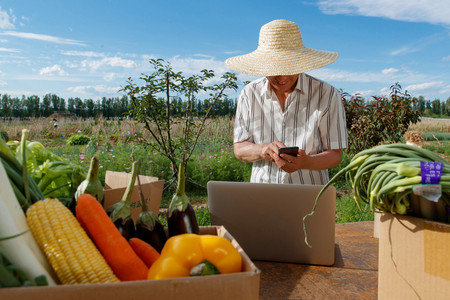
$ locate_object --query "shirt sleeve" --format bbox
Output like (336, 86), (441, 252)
(319, 87), (348, 150)
(233, 88), (254, 144)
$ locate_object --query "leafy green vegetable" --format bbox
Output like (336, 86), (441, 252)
(7, 139), (87, 206)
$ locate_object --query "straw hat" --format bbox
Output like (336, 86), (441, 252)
(225, 19), (339, 76)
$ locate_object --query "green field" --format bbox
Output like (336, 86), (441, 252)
(2, 117), (449, 225)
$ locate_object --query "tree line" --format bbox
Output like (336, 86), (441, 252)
(416, 96), (450, 117)
(0, 93), (237, 119)
(1, 90), (450, 120)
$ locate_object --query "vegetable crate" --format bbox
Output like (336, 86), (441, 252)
(378, 213), (450, 300)
(0, 226), (261, 300)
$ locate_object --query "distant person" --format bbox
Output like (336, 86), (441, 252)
(225, 19), (348, 185)
(52, 118), (59, 138)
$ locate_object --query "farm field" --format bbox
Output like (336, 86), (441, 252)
(1, 116), (449, 224)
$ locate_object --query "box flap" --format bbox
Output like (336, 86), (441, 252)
(105, 170), (159, 189)
(103, 180), (164, 221)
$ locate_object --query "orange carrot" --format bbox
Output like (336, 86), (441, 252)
(76, 193), (148, 281)
(129, 238), (161, 268)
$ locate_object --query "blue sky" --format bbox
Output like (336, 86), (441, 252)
(0, 0), (449, 102)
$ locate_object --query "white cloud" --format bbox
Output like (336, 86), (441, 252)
(0, 31), (86, 46)
(106, 57), (136, 68)
(404, 81), (445, 93)
(309, 68), (379, 83)
(81, 57), (137, 71)
(317, 0), (450, 26)
(382, 68), (399, 75)
(141, 54), (158, 61)
(193, 54), (214, 59)
(308, 67), (450, 98)
(68, 84), (121, 95)
(356, 90), (375, 97)
(224, 50), (242, 55)
(64, 61), (79, 69)
(0, 47), (20, 53)
(0, 6), (15, 29)
(39, 64), (68, 76)
(443, 55), (450, 62)
(104, 73), (117, 82)
(310, 67), (434, 87)
(390, 47), (415, 56)
(0, 79), (7, 85)
(404, 81), (450, 98)
(390, 33), (445, 56)
(61, 50), (105, 57)
(168, 55), (229, 74)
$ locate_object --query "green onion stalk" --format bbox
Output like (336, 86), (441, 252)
(303, 143), (450, 248)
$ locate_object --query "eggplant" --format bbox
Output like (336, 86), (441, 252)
(167, 203), (198, 237)
(114, 218), (136, 240)
(135, 220), (166, 253)
(134, 170), (167, 252)
(106, 159), (138, 240)
(167, 162), (199, 237)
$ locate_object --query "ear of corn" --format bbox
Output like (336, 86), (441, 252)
(26, 198), (120, 285)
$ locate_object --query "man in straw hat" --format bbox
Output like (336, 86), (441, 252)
(225, 19), (348, 185)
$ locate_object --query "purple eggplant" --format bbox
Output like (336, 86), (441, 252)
(167, 162), (199, 237)
(114, 217), (136, 240)
(134, 171), (167, 252)
(106, 159), (138, 240)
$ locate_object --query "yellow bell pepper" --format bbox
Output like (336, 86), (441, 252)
(147, 233), (242, 280)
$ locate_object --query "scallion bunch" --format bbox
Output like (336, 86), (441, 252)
(304, 143), (450, 247)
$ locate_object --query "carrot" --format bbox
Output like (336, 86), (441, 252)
(129, 238), (161, 268)
(75, 193), (148, 281)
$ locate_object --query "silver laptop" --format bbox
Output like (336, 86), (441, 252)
(207, 181), (336, 266)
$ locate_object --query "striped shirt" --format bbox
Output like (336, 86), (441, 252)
(234, 73), (348, 185)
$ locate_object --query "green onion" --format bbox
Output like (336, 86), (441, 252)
(303, 143), (450, 248)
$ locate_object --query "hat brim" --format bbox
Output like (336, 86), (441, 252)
(224, 46), (338, 76)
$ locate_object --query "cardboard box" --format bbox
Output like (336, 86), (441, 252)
(103, 170), (164, 221)
(373, 210), (381, 238)
(0, 226), (261, 300)
(378, 213), (450, 300)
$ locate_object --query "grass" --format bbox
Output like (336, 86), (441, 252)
(423, 141), (450, 160)
(45, 139), (365, 224)
(423, 132), (450, 141)
(336, 194), (374, 223)
(3, 116), (449, 225)
(408, 118), (450, 133)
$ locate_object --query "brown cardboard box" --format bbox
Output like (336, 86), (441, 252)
(103, 170), (164, 221)
(0, 226), (261, 300)
(378, 213), (450, 300)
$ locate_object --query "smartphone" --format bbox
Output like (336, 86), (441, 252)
(278, 146), (299, 157)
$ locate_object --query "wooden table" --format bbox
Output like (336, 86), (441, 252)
(256, 221), (378, 300)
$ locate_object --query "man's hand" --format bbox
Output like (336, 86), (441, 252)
(261, 141), (286, 162)
(234, 141), (343, 172)
(273, 148), (303, 173)
(274, 149), (342, 173)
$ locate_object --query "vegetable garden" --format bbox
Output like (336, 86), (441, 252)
(1, 60), (450, 289)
